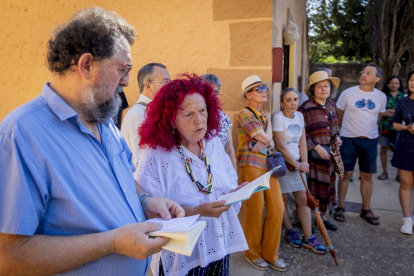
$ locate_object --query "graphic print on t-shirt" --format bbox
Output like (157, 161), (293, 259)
(287, 124), (301, 145)
(355, 98), (375, 110)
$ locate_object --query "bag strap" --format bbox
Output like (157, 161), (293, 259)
(136, 102), (148, 107)
(245, 106), (274, 154)
(326, 101), (334, 138)
(245, 107), (265, 131)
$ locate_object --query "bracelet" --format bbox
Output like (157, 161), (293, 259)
(295, 163), (300, 170)
(139, 193), (152, 205)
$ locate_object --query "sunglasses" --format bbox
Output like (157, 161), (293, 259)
(252, 85), (269, 93)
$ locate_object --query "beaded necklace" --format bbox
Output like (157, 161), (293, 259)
(177, 140), (213, 194)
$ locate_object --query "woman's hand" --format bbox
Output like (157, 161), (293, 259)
(196, 201), (231, 218)
(265, 111), (272, 124)
(228, 182), (249, 194)
(408, 124), (414, 135)
(314, 145), (330, 160)
(335, 136), (342, 146)
(252, 141), (267, 153)
(297, 162), (309, 173)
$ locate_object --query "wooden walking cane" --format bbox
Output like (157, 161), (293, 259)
(299, 172), (339, 266)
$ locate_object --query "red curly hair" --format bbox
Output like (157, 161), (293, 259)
(138, 74), (221, 151)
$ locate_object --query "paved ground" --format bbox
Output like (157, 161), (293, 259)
(230, 147), (414, 275)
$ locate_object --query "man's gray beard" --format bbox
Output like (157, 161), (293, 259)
(81, 86), (122, 124)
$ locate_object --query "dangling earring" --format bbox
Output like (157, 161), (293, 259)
(173, 127), (175, 134)
(281, 106), (284, 111)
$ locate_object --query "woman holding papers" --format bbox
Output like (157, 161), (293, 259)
(235, 75), (286, 272)
(273, 87), (326, 255)
(136, 74), (248, 276)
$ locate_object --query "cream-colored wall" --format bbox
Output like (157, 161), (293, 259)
(0, 0), (307, 122)
(271, 0), (308, 113)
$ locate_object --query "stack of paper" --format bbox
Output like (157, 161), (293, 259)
(147, 215), (206, 256)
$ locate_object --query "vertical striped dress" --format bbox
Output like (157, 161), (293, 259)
(298, 99), (340, 214)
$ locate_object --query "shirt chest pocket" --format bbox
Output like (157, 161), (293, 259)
(111, 150), (136, 193)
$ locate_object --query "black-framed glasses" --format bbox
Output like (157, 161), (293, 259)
(109, 58), (132, 80)
(252, 85), (269, 93)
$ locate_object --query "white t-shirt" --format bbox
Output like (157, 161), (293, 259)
(121, 94), (152, 170)
(336, 86), (386, 139)
(272, 111), (304, 160)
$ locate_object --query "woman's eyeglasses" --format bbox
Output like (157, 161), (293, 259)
(252, 85), (269, 93)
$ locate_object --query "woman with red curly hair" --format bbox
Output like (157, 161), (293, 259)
(136, 74), (248, 276)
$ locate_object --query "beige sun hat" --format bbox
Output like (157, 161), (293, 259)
(304, 71), (340, 95)
(237, 75), (271, 102)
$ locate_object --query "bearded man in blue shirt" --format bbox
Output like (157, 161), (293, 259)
(0, 7), (184, 275)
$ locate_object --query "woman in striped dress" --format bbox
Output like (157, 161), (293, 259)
(298, 71), (341, 231)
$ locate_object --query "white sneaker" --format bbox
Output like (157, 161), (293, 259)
(268, 259), (287, 272)
(400, 217), (413, 235)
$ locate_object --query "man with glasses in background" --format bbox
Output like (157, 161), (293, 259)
(121, 63), (171, 170)
(334, 63), (386, 226)
(0, 8), (183, 276)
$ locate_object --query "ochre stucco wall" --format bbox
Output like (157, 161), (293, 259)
(0, 0), (273, 121)
(0, 0), (307, 126)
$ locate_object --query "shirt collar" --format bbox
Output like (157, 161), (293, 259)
(135, 94), (152, 105)
(41, 83), (78, 121)
(311, 99), (330, 110)
(247, 104), (265, 117)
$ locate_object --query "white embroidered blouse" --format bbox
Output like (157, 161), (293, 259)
(136, 136), (248, 276)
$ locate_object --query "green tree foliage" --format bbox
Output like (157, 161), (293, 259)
(307, 0), (372, 63)
(365, 0), (414, 84)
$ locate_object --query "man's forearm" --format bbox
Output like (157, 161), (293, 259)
(0, 231), (114, 276)
(377, 113), (383, 125)
(135, 181), (148, 198)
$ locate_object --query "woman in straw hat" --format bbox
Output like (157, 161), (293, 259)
(298, 71), (342, 230)
(273, 87), (326, 255)
(235, 75), (286, 272)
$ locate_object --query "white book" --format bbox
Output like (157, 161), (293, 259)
(217, 166), (280, 205)
(147, 215), (206, 256)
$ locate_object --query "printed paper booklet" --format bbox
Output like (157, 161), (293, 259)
(147, 214), (206, 256)
(217, 166), (280, 205)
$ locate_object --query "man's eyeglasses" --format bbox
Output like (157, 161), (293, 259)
(252, 85), (269, 93)
(360, 71), (375, 76)
(109, 58), (132, 80)
(149, 79), (171, 85)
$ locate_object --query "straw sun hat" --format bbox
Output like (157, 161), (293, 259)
(304, 71), (340, 95)
(237, 75), (271, 101)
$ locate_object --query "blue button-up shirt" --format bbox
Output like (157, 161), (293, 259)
(0, 83), (149, 275)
